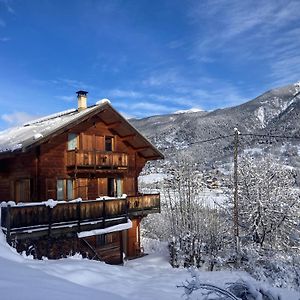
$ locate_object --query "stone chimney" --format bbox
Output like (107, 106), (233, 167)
(76, 90), (88, 112)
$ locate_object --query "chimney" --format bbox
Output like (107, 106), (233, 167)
(76, 90), (88, 111)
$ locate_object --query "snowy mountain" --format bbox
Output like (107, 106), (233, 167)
(173, 108), (203, 114)
(131, 82), (300, 167)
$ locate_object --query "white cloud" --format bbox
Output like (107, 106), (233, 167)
(142, 69), (183, 87)
(108, 89), (143, 98)
(188, 1), (300, 59)
(55, 95), (74, 102)
(1, 112), (40, 126)
(33, 78), (94, 90)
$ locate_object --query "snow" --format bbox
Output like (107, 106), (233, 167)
(294, 81), (300, 88)
(77, 219), (132, 238)
(0, 201), (16, 207)
(96, 194), (127, 200)
(23, 108), (77, 126)
(233, 127), (241, 134)
(174, 108), (203, 114)
(243, 147), (263, 155)
(139, 173), (167, 184)
(0, 224), (298, 300)
(43, 199), (58, 208)
(96, 98), (111, 105)
(0, 105), (101, 153)
(33, 133), (43, 140)
(255, 106), (265, 127)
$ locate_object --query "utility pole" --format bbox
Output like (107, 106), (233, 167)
(233, 128), (240, 267)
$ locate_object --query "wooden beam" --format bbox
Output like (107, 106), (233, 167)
(133, 146), (150, 151)
(107, 121), (122, 129)
(120, 134), (136, 141)
(140, 155), (161, 160)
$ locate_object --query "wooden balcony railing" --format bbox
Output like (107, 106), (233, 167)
(67, 150), (128, 170)
(128, 193), (161, 216)
(0, 198), (128, 243)
(0, 193), (160, 242)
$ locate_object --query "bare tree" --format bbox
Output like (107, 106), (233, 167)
(164, 156), (230, 269)
(238, 155), (300, 249)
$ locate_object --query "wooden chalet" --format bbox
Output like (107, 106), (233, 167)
(0, 91), (164, 264)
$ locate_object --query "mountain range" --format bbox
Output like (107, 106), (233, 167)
(130, 82), (300, 169)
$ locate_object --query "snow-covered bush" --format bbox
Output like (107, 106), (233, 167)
(179, 269), (281, 300)
(241, 246), (300, 291)
(238, 155), (300, 249)
(162, 158), (231, 269)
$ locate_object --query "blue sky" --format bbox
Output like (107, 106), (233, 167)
(0, 0), (300, 129)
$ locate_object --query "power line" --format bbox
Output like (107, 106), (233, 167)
(158, 134), (235, 151)
(157, 132), (300, 152)
(239, 133), (300, 140)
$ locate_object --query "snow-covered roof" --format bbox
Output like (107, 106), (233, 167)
(0, 102), (164, 160)
(0, 105), (100, 153)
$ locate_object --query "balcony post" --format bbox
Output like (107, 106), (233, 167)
(94, 149), (96, 172)
(102, 200), (106, 229)
(5, 204), (11, 246)
(125, 196), (129, 222)
(75, 149), (78, 173)
(77, 201), (81, 232)
(47, 206), (53, 257)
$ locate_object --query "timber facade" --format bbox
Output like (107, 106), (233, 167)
(0, 91), (163, 264)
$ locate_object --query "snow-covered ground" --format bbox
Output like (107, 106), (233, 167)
(139, 173), (168, 185)
(0, 230), (299, 300)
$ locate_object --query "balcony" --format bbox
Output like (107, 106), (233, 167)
(0, 193), (160, 242)
(67, 150), (128, 172)
(128, 194), (160, 216)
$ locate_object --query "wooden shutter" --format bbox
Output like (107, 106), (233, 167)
(82, 134), (93, 150)
(124, 177), (135, 196)
(46, 178), (56, 200)
(76, 178), (88, 200)
(15, 179), (31, 203)
(88, 178), (98, 200)
(95, 135), (104, 150)
(98, 178), (107, 196)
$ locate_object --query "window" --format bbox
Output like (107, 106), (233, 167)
(56, 179), (74, 200)
(107, 177), (123, 197)
(67, 179), (73, 200)
(116, 178), (122, 198)
(105, 136), (113, 151)
(107, 178), (115, 197)
(68, 133), (78, 150)
(56, 179), (64, 200)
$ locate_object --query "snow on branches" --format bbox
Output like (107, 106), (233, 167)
(238, 155), (300, 249)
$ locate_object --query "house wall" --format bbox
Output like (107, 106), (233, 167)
(0, 116), (147, 202)
(0, 114), (150, 264)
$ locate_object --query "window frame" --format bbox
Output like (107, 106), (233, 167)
(56, 179), (74, 200)
(105, 136), (114, 152)
(68, 133), (78, 151)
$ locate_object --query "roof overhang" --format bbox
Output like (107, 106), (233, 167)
(0, 103), (164, 161)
